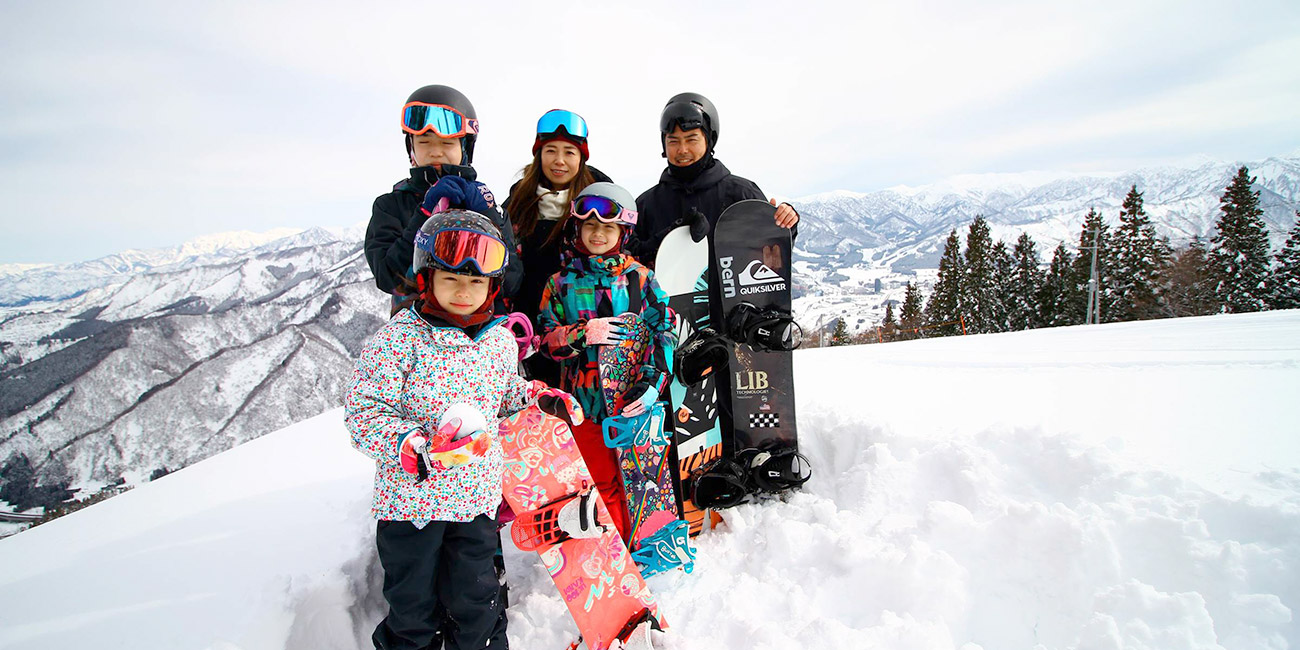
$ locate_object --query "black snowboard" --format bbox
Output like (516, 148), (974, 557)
(712, 199), (797, 453)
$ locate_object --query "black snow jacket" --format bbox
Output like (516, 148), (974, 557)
(506, 166), (613, 323)
(630, 156), (797, 268)
(364, 165), (522, 300)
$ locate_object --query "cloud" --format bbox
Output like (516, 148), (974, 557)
(2, 1), (1299, 263)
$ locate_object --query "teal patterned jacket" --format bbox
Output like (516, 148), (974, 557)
(538, 252), (676, 422)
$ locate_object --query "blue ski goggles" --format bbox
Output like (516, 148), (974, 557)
(402, 103), (479, 138)
(572, 195), (638, 227)
(536, 109), (588, 139)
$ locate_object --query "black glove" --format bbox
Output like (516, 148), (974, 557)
(687, 208), (709, 243)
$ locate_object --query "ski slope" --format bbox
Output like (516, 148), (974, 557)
(1, 311), (1297, 650)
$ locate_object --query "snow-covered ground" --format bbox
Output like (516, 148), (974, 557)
(1, 310), (1297, 650)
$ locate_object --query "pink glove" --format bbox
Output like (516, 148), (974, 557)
(620, 381), (659, 417)
(533, 382), (585, 427)
(504, 312), (540, 360)
(399, 430), (430, 478)
(585, 315), (631, 345)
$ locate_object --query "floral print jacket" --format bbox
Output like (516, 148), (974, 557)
(345, 308), (539, 524)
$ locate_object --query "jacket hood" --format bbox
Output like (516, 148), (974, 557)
(407, 308), (506, 344)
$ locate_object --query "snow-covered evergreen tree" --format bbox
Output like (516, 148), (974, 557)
(1162, 237), (1217, 317)
(1268, 213), (1300, 309)
(1110, 185), (1171, 321)
(830, 318), (851, 346)
(962, 216), (999, 334)
(989, 239), (1014, 333)
(881, 301), (897, 340)
(1008, 232), (1045, 331)
(924, 229), (965, 336)
(899, 282), (924, 340)
(1039, 243), (1075, 327)
(1210, 166), (1272, 313)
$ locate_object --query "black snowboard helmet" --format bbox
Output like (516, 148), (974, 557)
(660, 92), (719, 156)
(403, 85), (479, 165)
(412, 209), (505, 328)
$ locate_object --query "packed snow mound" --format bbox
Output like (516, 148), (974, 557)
(1, 311), (1297, 649)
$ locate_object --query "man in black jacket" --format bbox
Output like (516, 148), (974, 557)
(630, 92), (798, 268)
(631, 92), (800, 457)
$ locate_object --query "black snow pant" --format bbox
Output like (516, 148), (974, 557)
(372, 515), (508, 650)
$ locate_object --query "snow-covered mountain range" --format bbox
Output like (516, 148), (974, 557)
(793, 156), (1300, 335)
(2, 156), (1298, 503)
(1, 228), (387, 497)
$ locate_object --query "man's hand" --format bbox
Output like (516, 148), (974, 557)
(770, 198), (799, 229)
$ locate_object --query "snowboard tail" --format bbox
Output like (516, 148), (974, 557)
(498, 406), (666, 648)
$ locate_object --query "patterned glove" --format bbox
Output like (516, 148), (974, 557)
(398, 429), (430, 479)
(585, 316), (630, 345)
(542, 322), (587, 356)
(621, 382), (659, 417)
(534, 383), (585, 427)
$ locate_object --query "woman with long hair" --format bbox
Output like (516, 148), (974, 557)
(503, 109), (612, 383)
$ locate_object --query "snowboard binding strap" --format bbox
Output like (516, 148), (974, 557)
(630, 520), (696, 577)
(601, 401), (669, 448)
(690, 443), (812, 509)
(725, 301), (802, 352)
(689, 456), (751, 510)
(673, 327), (730, 386)
(738, 444), (812, 492)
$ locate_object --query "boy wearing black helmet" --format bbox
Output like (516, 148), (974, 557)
(365, 85), (523, 311)
(630, 92), (799, 267)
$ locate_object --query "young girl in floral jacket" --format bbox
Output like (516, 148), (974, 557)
(537, 182), (676, 542)
(347, 209), (574, 650)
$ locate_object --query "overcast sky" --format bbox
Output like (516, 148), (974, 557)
(3, 0), (1299, 265)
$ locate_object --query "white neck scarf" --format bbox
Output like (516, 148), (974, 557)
(536, 185), (570, 222)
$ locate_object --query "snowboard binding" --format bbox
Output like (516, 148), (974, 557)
(510, 486), (609, 552)
(737, 443), (812, 493)
(725, 301), (802, 352)
(673, 327), (730, 386)
(630, 520), (695, 576)
(602, 401), (670, 448)
(689, 442), (812, 509)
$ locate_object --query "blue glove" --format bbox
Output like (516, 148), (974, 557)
(421, 175), (467, 214)
(422, 175), (492, 215)
(458, 179), (493, 214)
(621, 381), (659, 417)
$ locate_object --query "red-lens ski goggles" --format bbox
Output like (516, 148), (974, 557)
(414, 228), (507, 275)
(402, 103), (480, 138)
(571, 195), (638, 227)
